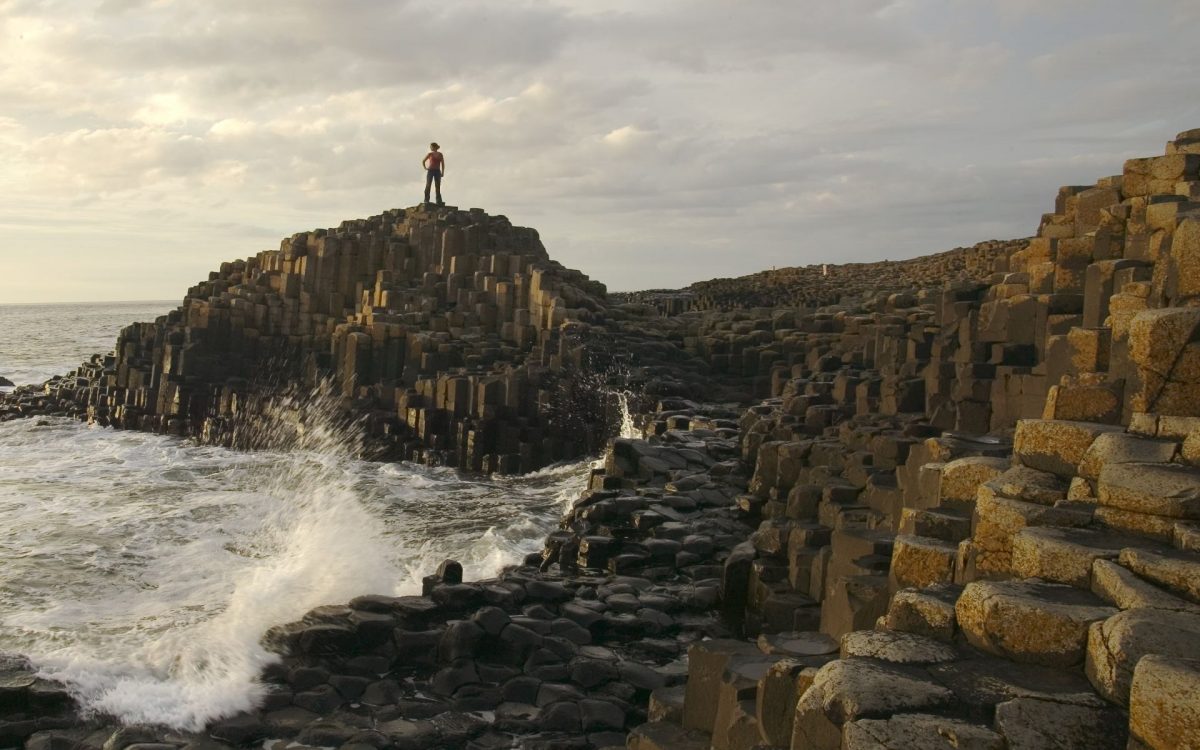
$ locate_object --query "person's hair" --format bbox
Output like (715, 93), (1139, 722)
(430, 142), (439, 150)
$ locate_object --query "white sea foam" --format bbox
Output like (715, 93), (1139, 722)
(0, 415), (592, 728)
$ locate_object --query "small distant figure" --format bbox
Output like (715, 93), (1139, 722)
(822, 264), (828, 277)
(422, 142), (445, 206)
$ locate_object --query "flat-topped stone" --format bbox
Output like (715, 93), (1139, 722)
(988, 465), (1069, 506)
(994, 696), (1127, 750)
(1010, 526), (1151, 587)
(1118, 547), (1200, 603)
(839, 630), (957, 665)
(889, 534), (958, 590)
(1098, 462), (1200, 519)
(756, 630), (838, 657)
(1091, 559), (1200, 612)
(1078, 432), (1180, 481)
(1013, 419), (1123, 479)
(791, 658), (956, 750)
(938, 456), (1009, 505)
(881, 585), (960, 642)
(956, 579), (1116, 666)
(972, 491), (1094, 577)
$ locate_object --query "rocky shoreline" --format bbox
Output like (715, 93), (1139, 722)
(2, 128), (1200, 749)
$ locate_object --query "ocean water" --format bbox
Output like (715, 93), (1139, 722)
(0, 301), (601, 729)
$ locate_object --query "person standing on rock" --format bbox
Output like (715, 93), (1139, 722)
(422, 142), (445, 206)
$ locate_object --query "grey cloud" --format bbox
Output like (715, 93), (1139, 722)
(3, 0), (1200, 302)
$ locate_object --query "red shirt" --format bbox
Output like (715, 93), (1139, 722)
(426, 151), (444, 171)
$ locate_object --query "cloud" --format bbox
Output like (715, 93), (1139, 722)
(1, 0), (1199, 302)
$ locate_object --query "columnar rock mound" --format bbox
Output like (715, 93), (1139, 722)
(1, 205), (622, 472)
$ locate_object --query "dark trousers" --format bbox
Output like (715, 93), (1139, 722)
(424, 169), (442, 203)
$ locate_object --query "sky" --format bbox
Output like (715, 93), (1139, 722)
(1, 0), (1199, 303)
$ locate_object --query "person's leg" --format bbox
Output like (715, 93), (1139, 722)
(424, 170), (433, 203)
(434, 171), (443, 204)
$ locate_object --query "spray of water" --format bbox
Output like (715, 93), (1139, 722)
(14, 387), (402, 730)
(615, 390), (641, 440)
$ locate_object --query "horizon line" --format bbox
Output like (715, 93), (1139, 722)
(0, 299), (179, 307)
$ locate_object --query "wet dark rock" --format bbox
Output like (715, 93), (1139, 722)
(359, 679), (402, 706)
(296, 624), (359, 656)
(288, 665), (330, 691)
(207, 713), (267, 745)
(579, 699), (626, 731)
(538, 701), (581, 732)
(569, 658), (618, 688)
(263, 706), (318, 736)
(432, 660), (479, 696)
(296, 720), (357, 747)
(328, 674), (371, 700)
(438, 620), (484, 661)
(501, 675), (542, 705)
(345, 729), (391, 749)
(374, 718), (438, 750)
(393, 629), (442, 670)
(101, 727), (161, 750)
(524, 581), (571, 603)
(429, 583), (485, 611)
(471, 606), (511, 636)
(349, 611), (395, 648)
(430, 711), (489, 745)
(26, 729), (104, 750)
(292, 684), (342, 714)
(342, 654), (391, 677)
(617, 661), (665, 691)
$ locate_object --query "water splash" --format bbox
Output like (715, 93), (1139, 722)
(23, 388), (397, 729)
(615, 390), (641, 440)
(0, 387), (593, 730)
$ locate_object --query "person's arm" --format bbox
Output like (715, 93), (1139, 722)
(440, 157), (446, 176)
(422, 153), (430, 169)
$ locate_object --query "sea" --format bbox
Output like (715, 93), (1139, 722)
(0, 301), (608, 730)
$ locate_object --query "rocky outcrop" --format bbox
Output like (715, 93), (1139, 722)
(628, 128), (1200, 749)
(0, 205), (721, 473)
